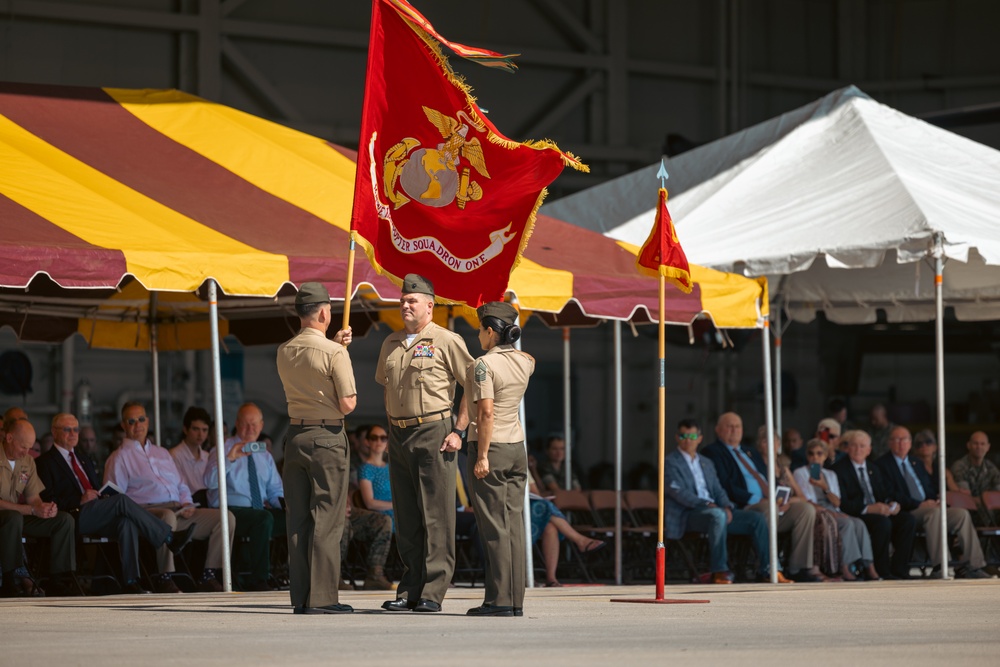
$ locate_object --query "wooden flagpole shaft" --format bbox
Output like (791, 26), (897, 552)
(656, 274), (666, 601)
(342, 233), (357, 334)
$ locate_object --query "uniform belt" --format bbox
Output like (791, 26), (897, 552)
(290, 418), (344, 427)
(388, 411), (451, 429)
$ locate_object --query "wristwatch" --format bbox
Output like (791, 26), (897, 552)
(451, 427), (467, 439)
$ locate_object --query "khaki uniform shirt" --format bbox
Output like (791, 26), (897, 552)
(277, 327), (356, 420)
(1, 454), (44, 504)
(467, 346), (535, 443)
(375, 321), (473, 418)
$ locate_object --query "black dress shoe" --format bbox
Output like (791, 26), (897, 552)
(382, 598), (418, 612)
(293, 603), (354, 614)
(788, 570), (822, 583)
(412, 598), (441, 612)
(466, 604), (514, 617)
(168, 525), (197, 556)
(513, 607), (523, 617)
(123, 581), (151, 595)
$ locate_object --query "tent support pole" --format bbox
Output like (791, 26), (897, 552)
(762, 316), (779, 584)
(774, 302), (782, 443)
(208, 280), (233, 592)
(655, 275), (666, 600)
(512, 296), (533, 589)
(563, 327), (572, 491)
(934, 236), (949, 580)
(614, 320), (623, 586)
(150, 292), (162, 447)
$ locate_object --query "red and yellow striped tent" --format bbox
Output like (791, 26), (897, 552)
(0, 83), (766, 347)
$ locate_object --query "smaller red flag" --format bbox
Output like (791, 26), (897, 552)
(636, 187), (692, 293)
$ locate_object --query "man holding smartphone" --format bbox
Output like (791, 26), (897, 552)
(204, 402), (284, 591)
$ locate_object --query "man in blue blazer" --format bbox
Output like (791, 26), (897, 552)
(875, 425), (990, 579)
(665, 419), (777, 584)
(701, 412), (818, 582)
(37, 413), (194, 594)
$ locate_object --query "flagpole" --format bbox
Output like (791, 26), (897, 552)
(342, 232), (357, 332)
(655, 274), (666, 600)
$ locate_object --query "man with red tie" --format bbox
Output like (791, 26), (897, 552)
(36, 413), (195, 594)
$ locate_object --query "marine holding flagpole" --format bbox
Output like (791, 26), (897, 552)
(465, 301), (534, 618)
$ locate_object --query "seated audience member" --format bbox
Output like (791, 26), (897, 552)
(827, 398), (849, 428)
(340, 497), (394, 590)
(109, 424), (126, 454)
(77, 425), (104, 480)
(347, 424), (371, 492)
(815, 418), (845, 467)
(665, 419), (777, 584)
(537, 435), (582, 493)
(204, 402), (283, 592)
(911, 430), (962, 495)
(0, 419), (76, 597)
(171, 406), (212, 503)
(105, 401), (234, 593)
(37, 413), (194, 594)
(29, 440), (42, 459)
(875, 426), (991, 579)
(39, 432), (55, 456)
(702, 412), (819, 582)
(950, 430), (1000, 527)
(833, 430), (916, 579)
(783, 428), (807, 471)
(793, 439), (880, 580)
(755, 427), (836, 581)
(529, 480), (604, 587)
(358, 425), (394, 528)
(867, 404), (895, 461)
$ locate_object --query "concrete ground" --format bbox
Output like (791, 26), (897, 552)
(4, 580), (998, 666)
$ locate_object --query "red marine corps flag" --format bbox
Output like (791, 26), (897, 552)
(349, 0), (587, 307)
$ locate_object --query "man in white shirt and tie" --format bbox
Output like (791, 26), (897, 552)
(875, 426), (991, 579)
(104, 401), (235, 592)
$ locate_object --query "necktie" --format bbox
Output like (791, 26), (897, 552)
(70, 451), (93, 493)
(246, 455), (263, 510)
(857, 465), (875, 506)
(734, 448), (769, 497)
(902, 459), (926, 502)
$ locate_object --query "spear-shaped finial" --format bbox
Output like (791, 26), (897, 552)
(656, 159), (669, 189)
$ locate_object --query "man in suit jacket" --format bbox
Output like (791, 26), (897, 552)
(36, 413), (194, 594)
(833, 429), (916, 579)
(665, 419), (776, 584)
(875, 425), (991, 579)
(702, 412), (818, 582)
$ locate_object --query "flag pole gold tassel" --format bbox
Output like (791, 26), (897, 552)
(656, 273), (666, 601)
(342, 232), (357, 336)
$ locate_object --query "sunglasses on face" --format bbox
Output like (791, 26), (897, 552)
(367, 434), (388, 442)
(676, 433), (700, 440)
(60, 426), (80, 434)
(125, 416), (147, 425)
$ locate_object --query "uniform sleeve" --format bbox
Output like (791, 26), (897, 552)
(330, 345), (357, 398)
(468, 356), (494, 404)
(374, 338), (390, 387)
(443, 332), (475, 388)
(24, 458), (45, 500)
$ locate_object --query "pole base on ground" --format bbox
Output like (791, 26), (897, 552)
(610, 598), (710, 604)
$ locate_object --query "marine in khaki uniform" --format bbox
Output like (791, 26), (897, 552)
(465, 302), (534, 617)
(276, 282), (357, 615)
(376, 274), (473, 613)
(0, 418), (76, 597)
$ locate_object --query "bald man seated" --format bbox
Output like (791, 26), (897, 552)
(0, 418), (76, 597)
(701, 412), (819, 582)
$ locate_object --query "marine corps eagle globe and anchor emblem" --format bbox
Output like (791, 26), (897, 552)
(383, 106), (490, 210)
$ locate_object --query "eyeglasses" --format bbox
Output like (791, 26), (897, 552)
(125, 416), (147, 425)
(60, 426), (80, 434)
(676, 433), (700, 440)
(367, 434), (388, 442)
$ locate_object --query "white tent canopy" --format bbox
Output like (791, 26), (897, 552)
(544, 86), (1000, 324)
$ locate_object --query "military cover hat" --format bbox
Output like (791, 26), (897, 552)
(295, 281), (330, 305)
(477, 301), (518, 326)
(402, 274), (434, 297)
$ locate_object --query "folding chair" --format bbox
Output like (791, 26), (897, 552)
(79, 535), (124, 594)
(979, 491), (1000, 564)
(623, 490), (705, 583)
(551, 489), (599, 582)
